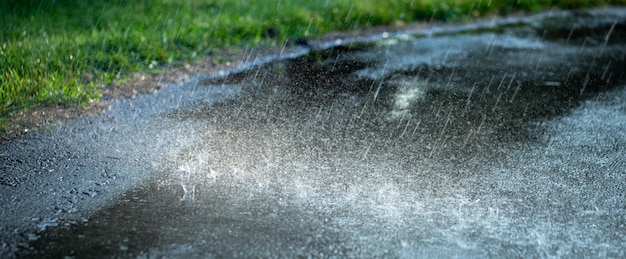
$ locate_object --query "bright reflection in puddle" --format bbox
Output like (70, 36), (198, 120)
(388, 78), (428, 119)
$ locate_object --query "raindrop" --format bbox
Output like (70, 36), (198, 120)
(315, 106), (323, 121)
(252, 63), (262, 82)
(486, 34), (496, 56)
(240, 47), (250, 63)
(344, 4), (354, 24)
(220, 72), (231, 87)
(442, 47), (452, 66)
(399, 118), (411, 138)
(438, 110), (452, 141)
(429, 9), (437, 24)
(480, 75), (496, 102)
(326, 101), (335, 122)
(476, 114), (487, 135)
(464, 83), (476, 113)
(534, 54), (545, 71)
(565, 67), (576, 83)
(258, 70), (269, 88)
(566, 23), (578, 42)
(361, 143), (372, 161)
(357, 102), (368, 119)
(601, 61), (612, 80)
(603, 20), (618, 43)
(509, 81), (521, 103)
(463, 129), (474, 146)
(578, 37), (591, 54)
(492, 92), (503, 112)
(495, 72), (508, 91)
(434, 101), (444, 119)
(330, 54), (341, 72)
(605, 73), (614, 85)
(505, 72), (516, 91)
(466, 2), (476, 20)
(279, 40), (288, 57)
(234, 102), (245, 117)
(580, 74), (591, 95)
(544, 137), (554, 156)
(445, 69), (456, 88)
(177, 91), (184, 109)
(373, 81), (384, 100)
(305, 17), (314, 36)
(410, 118), (421, 137)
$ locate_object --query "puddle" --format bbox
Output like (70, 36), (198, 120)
(21, 8), (626, 258)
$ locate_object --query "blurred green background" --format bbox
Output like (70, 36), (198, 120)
(2, 0), (625, 120)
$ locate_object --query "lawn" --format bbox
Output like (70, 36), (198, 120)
(1, 0), (625, 121)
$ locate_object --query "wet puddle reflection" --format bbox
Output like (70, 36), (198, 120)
(24, 9), (626, 258)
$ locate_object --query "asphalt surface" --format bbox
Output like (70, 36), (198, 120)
(2, 8), (626, 258)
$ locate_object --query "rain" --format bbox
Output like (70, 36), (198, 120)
(1, 3), (626, 258)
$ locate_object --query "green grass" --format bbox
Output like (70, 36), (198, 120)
(1, 0), (625, 119)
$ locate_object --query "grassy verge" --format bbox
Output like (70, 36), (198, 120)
(1, 0), (625, 120)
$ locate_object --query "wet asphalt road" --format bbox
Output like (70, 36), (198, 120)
(2, 8), (626, 258)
